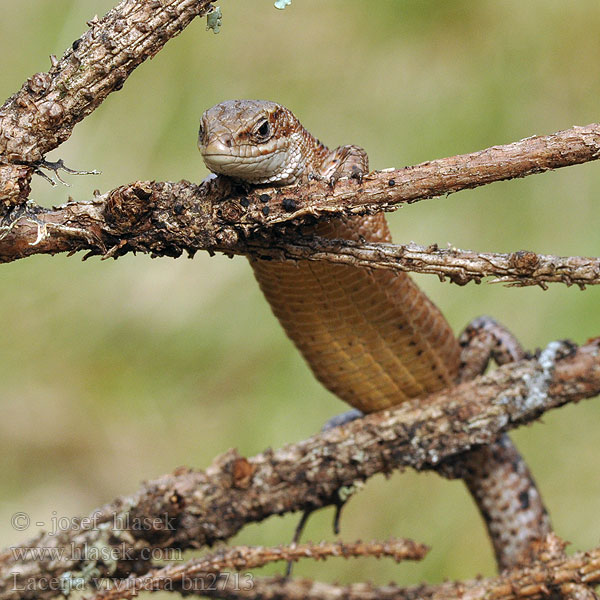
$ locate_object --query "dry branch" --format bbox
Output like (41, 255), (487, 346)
(2, 338), (599, 600)
(1, 137), (600, 288)
(85, 535), (597, 600)
(2, 18), (600, 286)
(247, 238), (600, 288)
(0, 0), (217, 209)
(144, 537), (600, 600)
(91, 538), (428, 600)
(1, 2), (600, 599)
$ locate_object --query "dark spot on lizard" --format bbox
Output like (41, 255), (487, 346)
(262, 206), (270, 216)
(259, 193), (270, 203)
(282, 197), (296, 211)
(240, 197), (250, 208)
(388, 179), (395, 186)
(518, 490), (530, 510)
(173, 203), (184, 215)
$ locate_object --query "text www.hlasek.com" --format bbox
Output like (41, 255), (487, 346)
(11, 543), (182, 562)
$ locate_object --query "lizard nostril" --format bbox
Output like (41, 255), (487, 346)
(223, 136), (232, 148)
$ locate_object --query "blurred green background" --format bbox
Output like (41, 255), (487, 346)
(1, 0), (600, 592)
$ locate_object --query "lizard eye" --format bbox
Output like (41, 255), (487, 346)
(253, 119), (271, 141)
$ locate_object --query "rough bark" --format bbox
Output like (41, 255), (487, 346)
(91, 539), (429, 600)
(140, 539), (600, 600)
(1, 159), (600, 289)
(0, 0), (217, 210)
(1, 338), (599, 600)
(1, 2), (599, 599)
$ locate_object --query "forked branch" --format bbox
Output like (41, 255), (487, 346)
(0, 0), (218, 208)
(1, 124), (600, 289)
(0, 0), (599, 284)
(90, 538), (429, 600)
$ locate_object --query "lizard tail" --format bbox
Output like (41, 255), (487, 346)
(446, 435), (551, 570)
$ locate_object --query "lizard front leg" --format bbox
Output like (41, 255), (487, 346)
(320, 144), (369, 185)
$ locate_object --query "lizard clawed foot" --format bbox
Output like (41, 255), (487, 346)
(33, 158), (100, 187)
(284, 502), (348, 578)
(284, 508), (313, 578)
(284, 408), (364, 578)
(321, 408), (364, 431)
(328, 164), (365, 188)
(350, 164), (364, 184)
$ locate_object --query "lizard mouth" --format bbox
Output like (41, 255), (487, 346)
(201, 148), (289, 184)
(201, 152), (236, 162)
(201, 152), (255, 171)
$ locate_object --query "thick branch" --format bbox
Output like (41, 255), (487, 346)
(2, 338), (599, 600)
(1, 172), (599, 288)
(256, 123), (600, 225)
(0, 0), (217, 162)
(0, 0), (217, 208)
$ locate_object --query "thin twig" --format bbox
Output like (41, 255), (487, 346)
(151, 554), (600, 600)
(247, 237), (600, 288)
(91, 538), (428, 600)
(88, 535), (600, 600)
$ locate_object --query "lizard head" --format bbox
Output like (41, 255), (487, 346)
(198, 100), (308, 185)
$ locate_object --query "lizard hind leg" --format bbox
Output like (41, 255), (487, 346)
(457, 315), (529, 382)
(284, 408), (364, 577)
(447, 316), (552, 570)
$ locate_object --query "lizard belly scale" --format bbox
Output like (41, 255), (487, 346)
(251, 212), (462, 413)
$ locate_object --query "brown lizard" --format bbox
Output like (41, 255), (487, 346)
(198, 99), (551, 570)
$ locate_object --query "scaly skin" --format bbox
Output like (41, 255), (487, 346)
(199, 100), (550, 569)
(199, 100), (461, 412)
